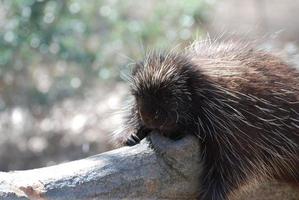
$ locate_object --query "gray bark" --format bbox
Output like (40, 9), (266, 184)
(0, 132), (201, 200)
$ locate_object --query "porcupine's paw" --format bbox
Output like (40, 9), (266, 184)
(125, 134), (142, 146)
(125, 126), (152, 146)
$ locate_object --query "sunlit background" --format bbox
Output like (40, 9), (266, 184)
(0, 0), (298, 174)
(0, 0), (214, 171)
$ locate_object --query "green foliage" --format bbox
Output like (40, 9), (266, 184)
(0, 0), (212, 106)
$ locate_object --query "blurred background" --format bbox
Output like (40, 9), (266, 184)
(0, 0), (212, 171)
(1, 1), (299, 198)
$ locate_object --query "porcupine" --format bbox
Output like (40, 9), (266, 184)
(113, 39), (299, 200)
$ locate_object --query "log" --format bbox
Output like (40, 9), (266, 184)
(0, 132), (201, 200)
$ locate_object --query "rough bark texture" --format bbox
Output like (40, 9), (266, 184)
(0, 132), (201, 200)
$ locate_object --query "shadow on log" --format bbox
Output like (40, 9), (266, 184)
(0, 132), (201, 199)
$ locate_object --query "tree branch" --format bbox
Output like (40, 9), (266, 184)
(0, 132), (201, 199)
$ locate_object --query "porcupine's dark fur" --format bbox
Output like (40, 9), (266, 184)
(113, 39), (299, 200)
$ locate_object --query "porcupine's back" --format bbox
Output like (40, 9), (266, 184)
(187, 40), (299, 183)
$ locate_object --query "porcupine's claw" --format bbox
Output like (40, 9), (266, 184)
(125, 126), (152, 146)
(125, 134), (141, 146)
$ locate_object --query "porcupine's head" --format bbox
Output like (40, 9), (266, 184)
(129, 52), (199, 139)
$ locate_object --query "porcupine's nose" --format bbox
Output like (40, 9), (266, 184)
(139, 107), (159, 129)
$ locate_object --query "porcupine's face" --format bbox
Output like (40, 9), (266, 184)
(130, 53), (194, 138)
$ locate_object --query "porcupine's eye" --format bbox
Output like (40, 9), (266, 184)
(131, 89), (138, 97)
